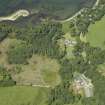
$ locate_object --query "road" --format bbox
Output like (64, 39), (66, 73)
(93, 0), (100, 7)
(0, 9), (29, 22)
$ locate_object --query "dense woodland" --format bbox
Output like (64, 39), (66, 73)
(16, 21), (65, 59)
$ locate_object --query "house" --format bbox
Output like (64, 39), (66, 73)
(64, 40), (77, 46)
(73, 72), (94, 97)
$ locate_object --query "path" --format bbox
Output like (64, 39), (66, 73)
(93, 0), (100, 7)
(32, 84), (50, 88)
(0, 9), (29, 22)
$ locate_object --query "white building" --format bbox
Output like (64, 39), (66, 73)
(73, 72), (94, 97)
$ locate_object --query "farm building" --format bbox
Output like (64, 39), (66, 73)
(73, 72), (94, 97)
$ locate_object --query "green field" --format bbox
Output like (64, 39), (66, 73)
(86, 16), (105, 49)
(0, 86), (49, 105)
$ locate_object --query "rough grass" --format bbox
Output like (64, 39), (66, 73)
(0, 38), (61, 87)
(0, 38), (11, 65)
(0, 86), (49, 105)
(86, 16), (105, 49)
(42, 67), (61, 86)
(13, 55), (61, 87)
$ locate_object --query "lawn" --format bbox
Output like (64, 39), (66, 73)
(0, 86), (49, 105)
(86, 16), (105, 49)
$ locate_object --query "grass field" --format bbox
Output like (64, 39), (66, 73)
(86, 16), (105, 49)
(0, 86), (49, 105)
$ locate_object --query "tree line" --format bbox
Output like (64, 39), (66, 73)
(69, 2), (105, 37)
